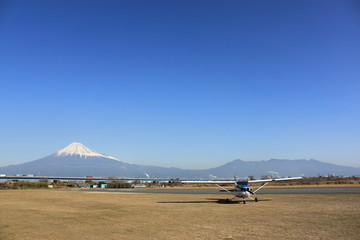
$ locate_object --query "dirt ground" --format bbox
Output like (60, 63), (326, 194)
(0, 190), (359, 240)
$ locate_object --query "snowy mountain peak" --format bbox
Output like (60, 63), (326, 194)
(56, 142), (118, 160)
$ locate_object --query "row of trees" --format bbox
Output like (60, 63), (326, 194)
(1, 176), (359, 189)
(0, 181), (48, 189)
(257, 176), (360, 186)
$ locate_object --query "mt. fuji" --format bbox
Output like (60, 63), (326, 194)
(0, 143), (359, 178)
(0, 142), (200, 178)
(55, 142), (119, 160)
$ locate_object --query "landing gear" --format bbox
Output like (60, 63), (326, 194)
(243, 200), (246, 204)
(226, 198), (230, 203)
(255, 197), (258, 202)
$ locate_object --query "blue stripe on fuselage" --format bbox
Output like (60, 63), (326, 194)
(237, 184), (250, 190)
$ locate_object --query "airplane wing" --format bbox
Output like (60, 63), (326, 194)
(249, 176), (302, 183)
(181, 180), (235, 184)
(250, 177), (302, 193)
(182, 177), (302, 184)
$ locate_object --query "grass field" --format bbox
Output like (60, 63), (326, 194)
(1, 190), (359, 240)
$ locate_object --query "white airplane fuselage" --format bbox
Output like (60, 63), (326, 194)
(235, 182), (252, 199)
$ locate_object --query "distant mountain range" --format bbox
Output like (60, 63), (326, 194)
(0, 142), (359, 178)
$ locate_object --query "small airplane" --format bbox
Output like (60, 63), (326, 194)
(217, 176), (302, 204)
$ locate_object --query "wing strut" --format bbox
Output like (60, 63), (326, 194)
(253, 182), (269, 193)
(216, 184), (237, 196)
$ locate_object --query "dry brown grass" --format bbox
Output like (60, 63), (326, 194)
(0, 190), (359, 240)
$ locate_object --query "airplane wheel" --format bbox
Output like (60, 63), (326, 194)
(243, 200), (246, 204)
(226, 198), (230, 203)
(255, 197), (258, 202)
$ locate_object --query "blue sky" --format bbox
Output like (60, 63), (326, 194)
(1, 0), (359, 169)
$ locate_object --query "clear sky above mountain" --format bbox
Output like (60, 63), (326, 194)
(0, 0), (359, 169)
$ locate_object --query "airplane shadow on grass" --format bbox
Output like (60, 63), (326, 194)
(158, 198), (271, 204)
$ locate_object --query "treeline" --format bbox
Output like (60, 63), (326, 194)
(107, 181), (131, 188)
(183, 176), (360, 188)
(265, 176), (360, 186)
(0, 181), (48, 189)
(1, 176), (359, 190)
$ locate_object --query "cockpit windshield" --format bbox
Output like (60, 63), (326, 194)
(237, 181), (248, 186)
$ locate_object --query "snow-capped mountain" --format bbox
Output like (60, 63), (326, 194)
(56, 142), (118, 160)
(0, 142), (200, 177)
(0, 143), (359, 177)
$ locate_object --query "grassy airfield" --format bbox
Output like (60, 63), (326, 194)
(0, 190), (359, 240)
